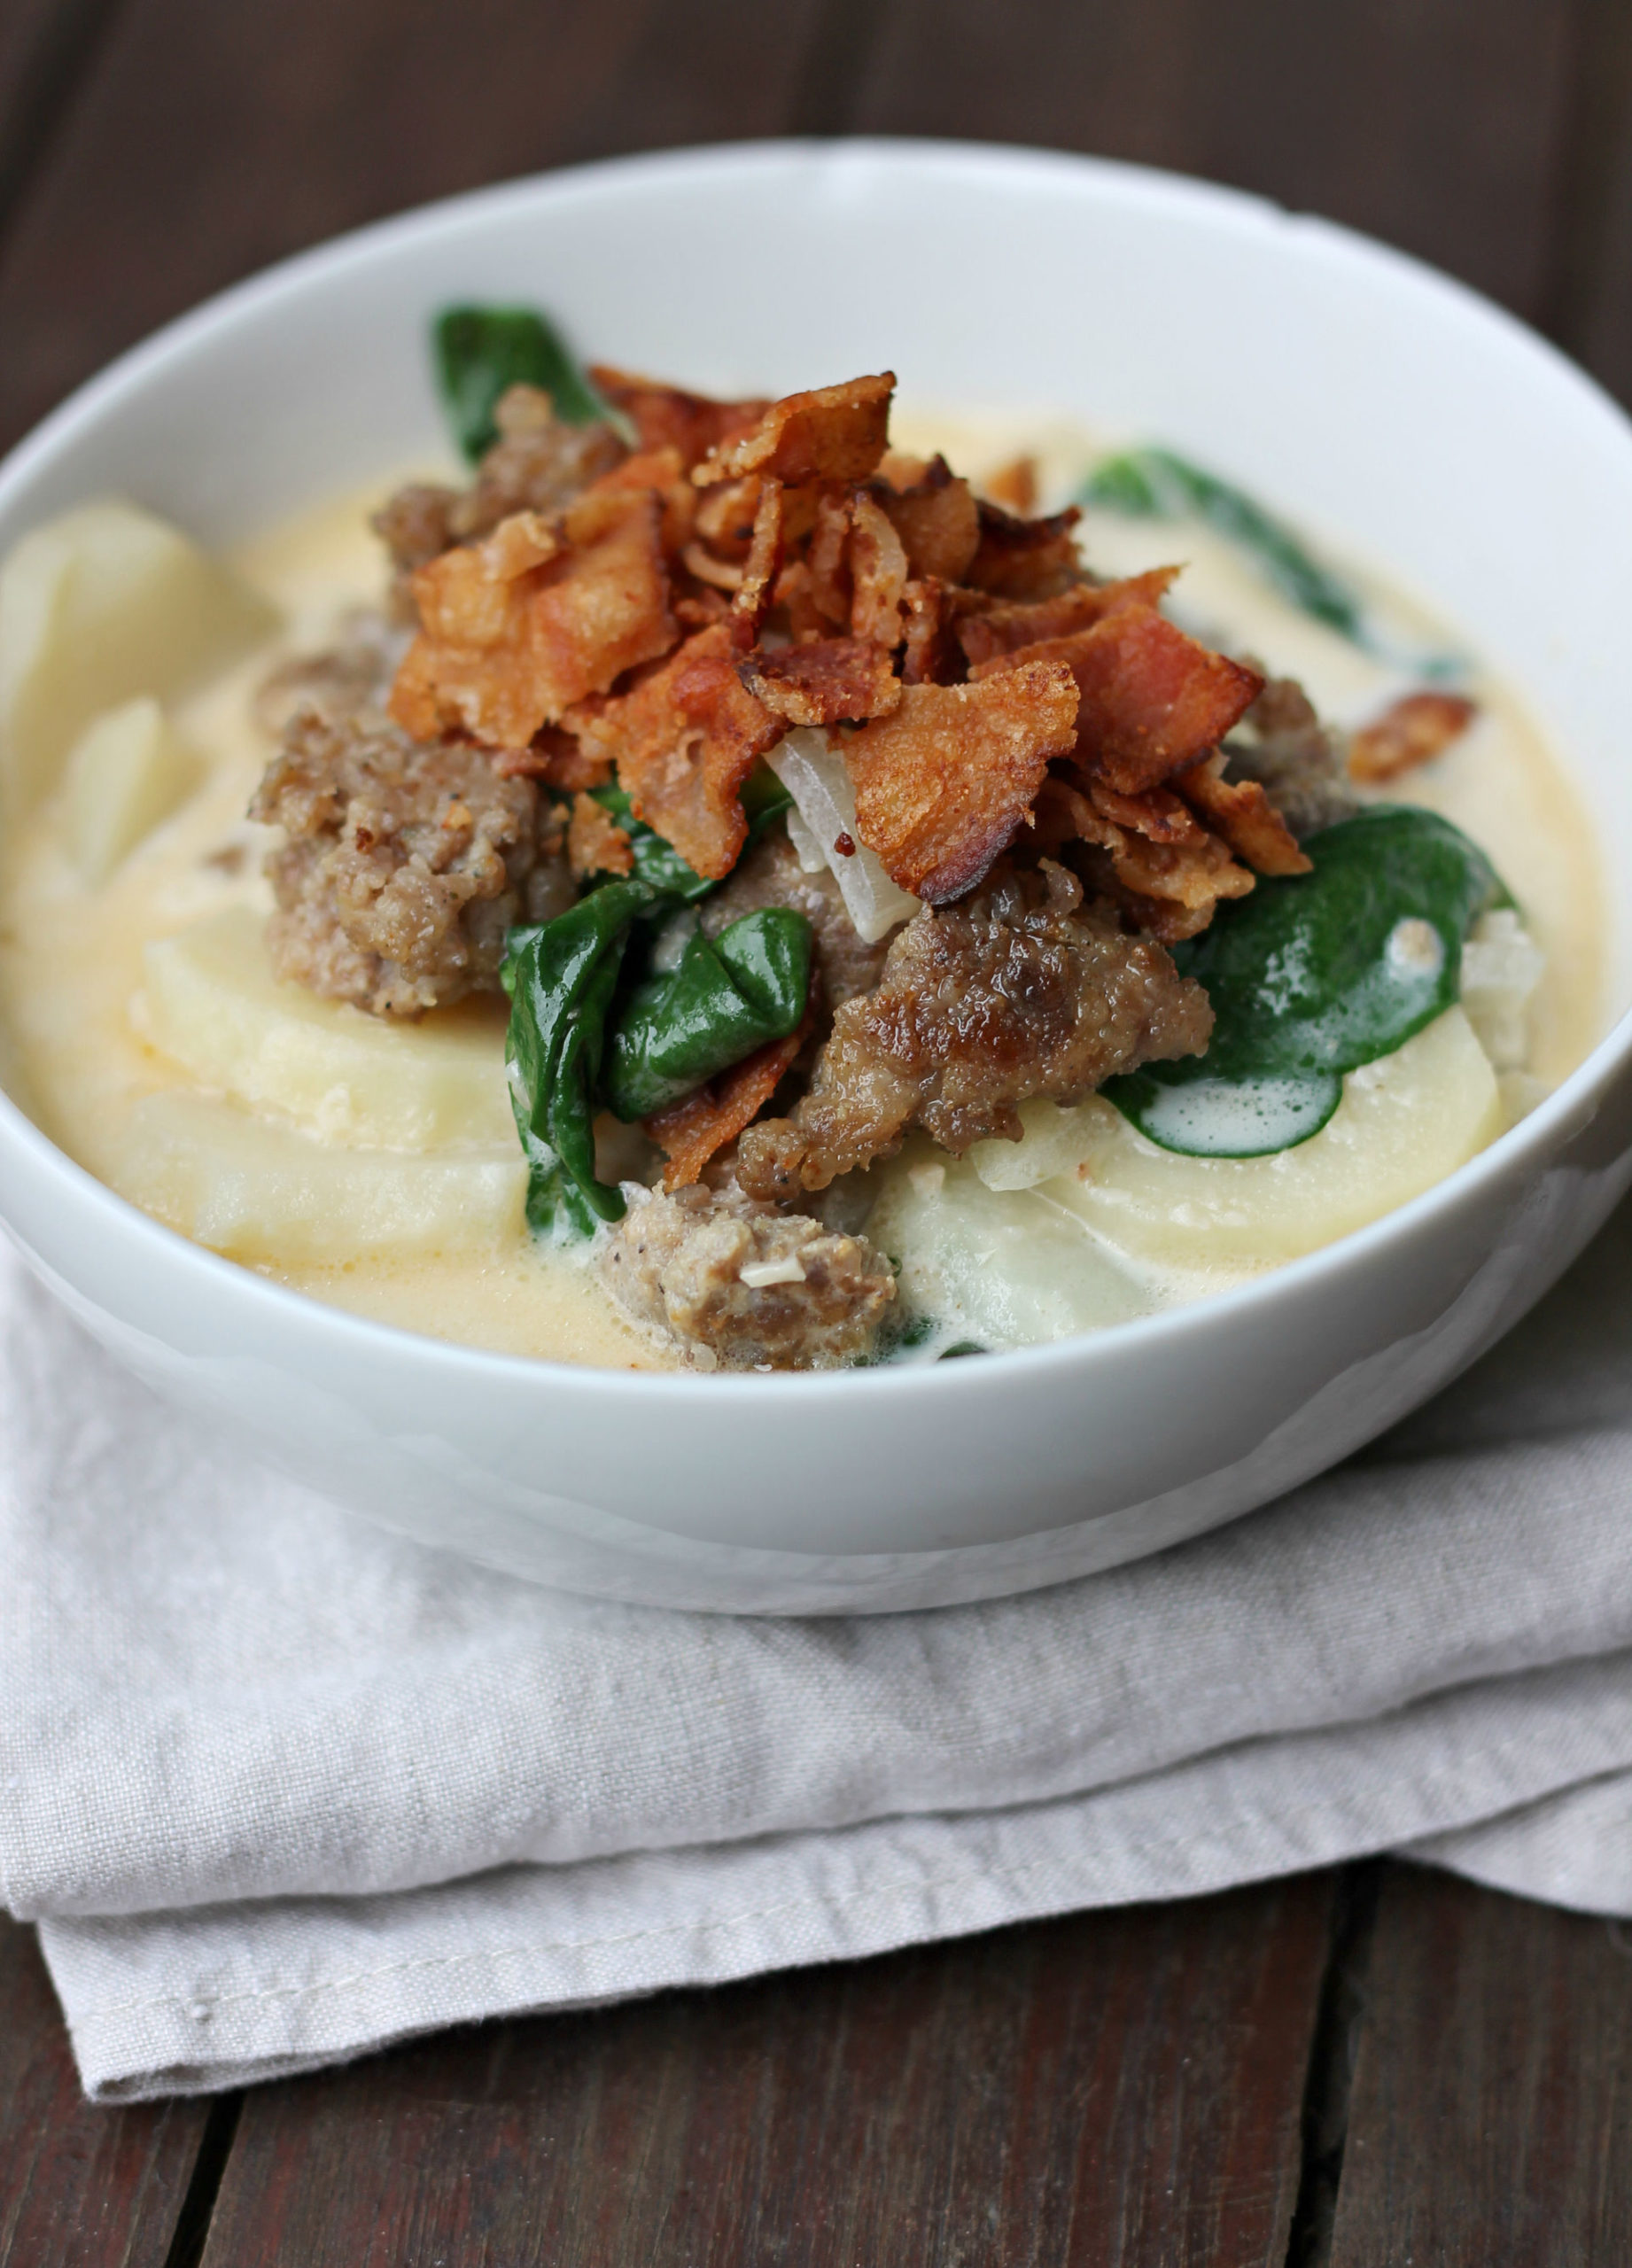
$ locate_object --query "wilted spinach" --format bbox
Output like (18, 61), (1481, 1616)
(1081, 446), (1366, 642)
(434, 305), (607, 463)
(502, 788), (810, 1233)
(1101, 805), (1509, 1157)
(605, 910), (812, 1121)
(502, 881), (651, 1238)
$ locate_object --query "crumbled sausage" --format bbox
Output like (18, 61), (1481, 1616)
(600, 1182), (895, 1370)
(251, 706), (562, 1016)
(737, 858), (1213, 1194)
(1223, 673), (1357, 839)
(453, 384), (628, 532)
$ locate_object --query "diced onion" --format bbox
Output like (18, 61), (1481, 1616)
(739, 1254), (807, 1288)
(766, 727), (921, 944)
(1460, 908), (1544, 1072)
(783, 803), (831, 876)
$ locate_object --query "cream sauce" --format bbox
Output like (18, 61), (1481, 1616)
(0, 419), (1606, 1366)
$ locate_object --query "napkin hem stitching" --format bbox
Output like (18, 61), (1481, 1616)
(66, 1846), (1150, 2019)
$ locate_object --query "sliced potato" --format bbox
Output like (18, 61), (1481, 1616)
(113, 1090), (527, 1263)
(141, 906), (515, 1147)
(867, 1146), (1153, 1349)
(1037, 1007), (1501, 1266)
(62, 696), (200, 882)
(0, 500), (276, 816)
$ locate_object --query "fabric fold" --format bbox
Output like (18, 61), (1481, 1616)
(9, 1195), (1632, 2099)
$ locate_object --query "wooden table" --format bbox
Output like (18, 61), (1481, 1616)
(4, 2), (1632, 2258)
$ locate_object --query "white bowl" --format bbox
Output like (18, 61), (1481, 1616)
(3, 141), (1631, 1614)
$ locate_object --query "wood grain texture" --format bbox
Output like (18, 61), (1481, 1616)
(0, 0), (120, 229)
(851, 0), (1578, 322)
(0, 0), (824, 454)
(198, 1879), (1335, 2268)
(1545, 0), (1632, 405)
(0, 1914), (208, 2267)
(1330, 1866), (1632, 2265)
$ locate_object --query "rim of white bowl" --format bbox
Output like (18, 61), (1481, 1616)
(2, 135), (1629, 1407)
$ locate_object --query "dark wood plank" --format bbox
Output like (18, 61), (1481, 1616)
(199, 1876), (1336, 2268)
(852, 0), (1577, 322)
(1543, 0), (1632, 406)
(0, 0), (120, 228)
(1330, 1866), (1632, 2264)
(0, 1913), (210, 2267)
(0, 0), (826, 454)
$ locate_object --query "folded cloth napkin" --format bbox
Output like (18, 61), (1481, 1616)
(7, 1192), (1632, 2103)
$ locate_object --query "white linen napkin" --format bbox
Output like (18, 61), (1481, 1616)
(6, 1194), (1632, 2103)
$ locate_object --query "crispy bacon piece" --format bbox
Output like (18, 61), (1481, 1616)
(982, 455), (1038, 514)
(581, 444), (696, 555)
(876, 456), (981, 584)
(974, 602), (1263, 795)
(956, 568), (1177, 668)
(875, 448), (930, 490)
(1030, 776), (1255, 942)
(673, 585), (734, 632)
(413, 508), (561, 633)
(767, 485), (914, 648)
(965, 499), (1084, 598)
(492, 726), (612, 790)
(1177, 751), (1311, 875)
(844, 662), (1080, 903)
(576, 622), (781, 881)
(693, 475), (766, 562)
(1348, 690), (1478, 783)
(848, 490), (909, 645)
(900, 579), (965, 686)
(803, 489), (854, 629)
(646, 1020), (810, 1191)
(370, 387), (630, 617)
(1089, 780), (1204, 842)
(566, 789), (633, 880)
(587, 366), (768, 470)
(681, 541), (744, 594)
(391, 493), (673, 749)
(695, 373), (896, 489)
(732, 480), (785, 639)
(737, 637), (903, 726)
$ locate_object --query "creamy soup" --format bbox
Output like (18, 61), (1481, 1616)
(0, 404), (1605, 1371)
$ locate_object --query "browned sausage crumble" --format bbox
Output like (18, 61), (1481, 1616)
(252, 707), (565, 1016)
(736, 861), (1212, 1198)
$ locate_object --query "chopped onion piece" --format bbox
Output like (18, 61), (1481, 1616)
(783, 803), (830, 876)
(740, 1254), (807, 1288)
(766, 727), (921, 944)
(1460, 908), (1543, 1072)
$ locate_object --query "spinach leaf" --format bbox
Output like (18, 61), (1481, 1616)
(501, 777), (802, 1236)
(1080, 446), (1366, 642)
(1102, 806), (1508, 1157)
(502, 880), (650, 1236)
(434, 305), (605, 463)
(604, 908), (812, 1122)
